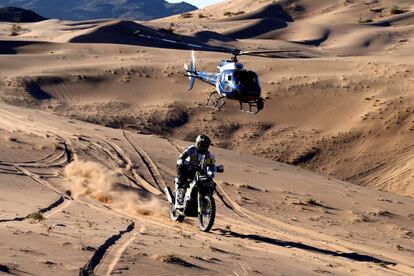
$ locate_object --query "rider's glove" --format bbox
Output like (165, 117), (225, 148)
(177, 159), (186, 167)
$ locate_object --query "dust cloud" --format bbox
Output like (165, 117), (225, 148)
(64, 160), (165, 216)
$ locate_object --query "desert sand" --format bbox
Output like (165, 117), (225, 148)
(1, 0), (414, 275)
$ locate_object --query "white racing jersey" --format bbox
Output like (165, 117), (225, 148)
(177, 145), (216, 175)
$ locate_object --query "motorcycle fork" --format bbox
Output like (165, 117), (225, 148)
(197, 192), (202, 214)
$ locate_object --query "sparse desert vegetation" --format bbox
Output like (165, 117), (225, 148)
(9, 24), (22, 36)
(179, 12), (193, 19)
(26, 212), (44, 222)
(223, 11), (245, 17)
(390, 6), (408, 15)
(305, 197), (317, 205)
(153, 254), (194, 267)
(359, 17), (373, 23)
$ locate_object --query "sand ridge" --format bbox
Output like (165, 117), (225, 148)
(0, 102), (413, 275)
(1, 1), (413, 197)
(1, 0), (414, 275)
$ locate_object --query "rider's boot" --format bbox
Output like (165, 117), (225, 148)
(175, 188), (185, 210)
(174, 176), (187, 213)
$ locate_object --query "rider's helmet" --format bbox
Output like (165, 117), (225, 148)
(195, 135), (211, 152)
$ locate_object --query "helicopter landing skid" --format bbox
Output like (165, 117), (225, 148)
(205, 91), (226, 111)
(240, 98), (264, 114)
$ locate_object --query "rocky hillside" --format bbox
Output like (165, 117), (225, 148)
(0, 6), (46, 22)
(0, 0), (197, 21)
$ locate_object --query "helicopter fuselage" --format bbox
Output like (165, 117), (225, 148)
(185, 52), (265, 114)
(193, 61), (262, 103)
(136, 33), (297, 113)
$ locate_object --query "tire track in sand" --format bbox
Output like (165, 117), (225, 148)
(95, 232), (138, 276)
(0, 105), (408, 274)
(165, 138), (402, 270)
(76, 135), (162, 195)
(79, 222), (135, 276)
(0, 196), (67, 223)
(123, 131), (166, 191)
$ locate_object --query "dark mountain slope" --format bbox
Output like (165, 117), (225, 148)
(0, 6), (46, 22)
(0, 0), (197, 21)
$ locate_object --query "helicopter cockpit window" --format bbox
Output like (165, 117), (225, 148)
(234, 71), (259, 89)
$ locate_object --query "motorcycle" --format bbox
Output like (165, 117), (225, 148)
(164, 165), (224, 232)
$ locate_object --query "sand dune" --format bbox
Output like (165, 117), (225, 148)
(223, 18), (290, 39)
(0, 103), (413, 275)
(1, 0), (414, 274)
(158, 0), (414, 55)
(221, 2), (293, 22)
(0, 1), (413, 197)
(66, 20), (163, 45)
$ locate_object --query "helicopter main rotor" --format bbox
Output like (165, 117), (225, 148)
(134, 30), (300, 61)
(230, 48), (301, 62)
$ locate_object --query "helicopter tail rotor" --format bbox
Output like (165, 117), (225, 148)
(184, 50), (197, 91)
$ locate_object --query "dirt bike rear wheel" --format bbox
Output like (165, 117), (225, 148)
(198, 194), (216, 232)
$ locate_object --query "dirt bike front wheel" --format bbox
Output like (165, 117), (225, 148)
(197, 194), (216, 232)
(169, 204), (184, 222)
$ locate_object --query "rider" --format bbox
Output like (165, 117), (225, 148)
(175, 135), (216, 208)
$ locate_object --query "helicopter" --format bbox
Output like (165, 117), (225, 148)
(136, 32), (299, 114)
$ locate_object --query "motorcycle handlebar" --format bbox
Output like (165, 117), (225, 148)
(196, 173), (213, 182)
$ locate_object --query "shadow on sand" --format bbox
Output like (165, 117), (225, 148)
(215, 229), (396, 266)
